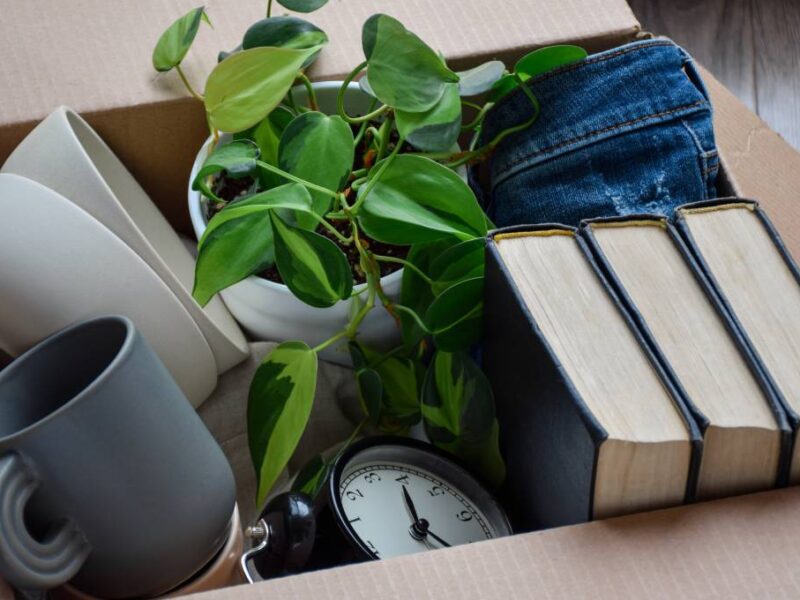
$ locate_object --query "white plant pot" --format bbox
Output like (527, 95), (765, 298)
(188, 82), (402, 365)
(0, 174), (217, 407)
(1, 106), (249, 375)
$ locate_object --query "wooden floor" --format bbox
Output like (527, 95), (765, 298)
(629, 0), (800, 150)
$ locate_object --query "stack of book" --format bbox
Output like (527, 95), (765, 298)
(484, 199), (800, 530)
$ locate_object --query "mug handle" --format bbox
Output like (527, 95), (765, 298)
(0, 453), (91, 590)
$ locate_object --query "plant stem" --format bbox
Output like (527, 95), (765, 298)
(338, 62), (390, 124)
(175, 65), (204, 102)
(374, 254), (433, 284)
(393, 305), (431, 333)
(267, 0), (273, 17)
(461, 99), (483, 111)
(312, 329), (349, 353)
(256, 160), (340, 199)
(297, 73), (318, 111)
(312, 215), (353, 243)
(353, 99), (378, 147)
(350, 135), (404, 212)
(375, 118), (393, 162)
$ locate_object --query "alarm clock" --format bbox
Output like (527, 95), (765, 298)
(241, 436), (512, 582)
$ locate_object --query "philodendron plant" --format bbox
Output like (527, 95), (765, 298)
(153, 2), (587, 505)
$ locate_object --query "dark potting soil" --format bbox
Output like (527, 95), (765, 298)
(204, 121), (410, 286)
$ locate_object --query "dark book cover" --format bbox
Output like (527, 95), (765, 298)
(674, 198), (800, 482)
(581, 213), (792, 487)
(483, 224), (702, 532)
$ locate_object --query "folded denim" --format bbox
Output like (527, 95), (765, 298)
(477, 39), (718, 227)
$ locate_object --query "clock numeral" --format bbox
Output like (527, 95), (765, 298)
(364, 473), (381, 484)
(345, 489), (364, 501)
(456, 510), (474, 522)
(428, 485), (445, 497)
(395, 474), (410, 484)
(366, 540), (380, 557)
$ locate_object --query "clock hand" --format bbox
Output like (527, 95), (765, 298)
(425, 528), (452, 548)
(402, 485), (422, 525)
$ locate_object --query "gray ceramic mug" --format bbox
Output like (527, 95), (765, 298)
(0, 315), (236, 598)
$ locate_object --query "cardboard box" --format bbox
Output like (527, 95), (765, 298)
(3, 0), (800, 598)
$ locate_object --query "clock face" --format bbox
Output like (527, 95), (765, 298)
(332, 439), (511, 560)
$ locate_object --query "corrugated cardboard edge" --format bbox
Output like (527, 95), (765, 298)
(189, 486), (800, 599)
(701, 65), (800, 260)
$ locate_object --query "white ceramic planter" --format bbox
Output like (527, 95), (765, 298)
(1, 107), (249, 375)
(0, 174), (217, 407)
(189, 82), (402, 364)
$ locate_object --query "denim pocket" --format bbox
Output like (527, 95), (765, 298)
(479, 39), (718, 227)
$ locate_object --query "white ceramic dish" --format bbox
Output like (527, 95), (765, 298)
(1, 107), (249, 374)
(0, 174), (217, 407)
(188, 82), (402, 365)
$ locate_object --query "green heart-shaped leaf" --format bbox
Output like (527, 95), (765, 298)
(249, 341), (318, 505)
(152, 6), (210, 72)
(270, 212), (353, 307)
(243, 16), (328, 50)
(429, 238), (485, 296)
(276, 0), (329, 13)
(193, 184), (314, 305)
(515, 45), (587, 81)
(426, 276), (483, 351)
(396, 82), (461, 152)
(399, 239), (456, 347)
(362, 14), (459, 112)
(279, 112), (354, 229)
(422, 351), (504, 486)
(457, 60), (506, 96)
(205, 45), (320, 132)
(357, 155), (487, 245)
(191, 139), (260, 200)
(488, 73), (521, 103)
(356, 367), (383, 427)
(358, 74), (376, 98)
(252, 106), (295, 189)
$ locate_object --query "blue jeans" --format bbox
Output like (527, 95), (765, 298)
(477, 39), (718, 227)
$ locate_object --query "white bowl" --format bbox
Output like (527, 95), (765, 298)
(0, 174), (217, 407)
(1, 107), (249, 374)
(188, 82), (402, 364)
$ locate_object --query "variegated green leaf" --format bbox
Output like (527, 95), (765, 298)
(193, 184), (313, 305)
(249, 341), (318, 505)
(279, 112), (354, 229)
(276, 0), (329, 13)
(429, 238), (485, 296)
(457, 60), (506, 96)
(152, 6), (210, 72)
(422, 351), (504, 485)
(426, 276), (484, 351)
(270, 212), (352, 307)
(243, 16), (328, 51)
(362, 14), (459, 112)
(205, 45), (320, 132)
(191, 139), (260, 201)
(395, 82), (461, 152)
(357, 155), (487, 244)
(291, 454), (330, 499)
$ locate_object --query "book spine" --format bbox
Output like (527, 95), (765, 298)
(484, 232), (606, 531)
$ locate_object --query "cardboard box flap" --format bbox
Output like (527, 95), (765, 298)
(194, 487), (800, 599)
(0, 0), (640, 235)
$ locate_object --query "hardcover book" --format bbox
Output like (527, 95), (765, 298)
(483, 225), (701, 531)
(581, 215), (790, 499)
(675, 199), (800, 483)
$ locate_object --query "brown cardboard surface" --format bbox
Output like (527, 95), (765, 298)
(0, 0), (640, 235)
(192, 487), (800, 599)
(702, 65), (800, 261)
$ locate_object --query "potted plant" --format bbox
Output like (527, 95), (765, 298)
(153, 1), (584, 505)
